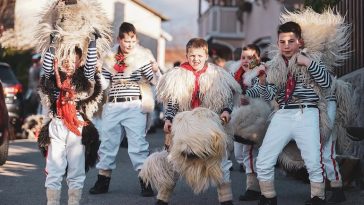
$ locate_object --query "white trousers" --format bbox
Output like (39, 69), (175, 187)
(45, 118), (85, 190)
(322, 101), (342, 184)
(233, 142), (244, 165)
(256, 108), (323, 183)
(96, 100), (149, 171)
(221, 151), (232, 182)
(243, 144), (258, 174)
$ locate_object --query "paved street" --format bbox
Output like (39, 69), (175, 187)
(0, 129), (362, 205)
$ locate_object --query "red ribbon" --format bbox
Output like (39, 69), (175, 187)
(114, 52), (126, 73)
(282, 57), (296, 103)
(180, 62), (208, 108)
(234, 66), (250, 94)
(56, 78), (87, 136)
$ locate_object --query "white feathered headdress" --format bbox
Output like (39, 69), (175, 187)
(34, 0), (112, 67)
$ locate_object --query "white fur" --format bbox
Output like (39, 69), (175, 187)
(168, 108), (229, 194)
(230, 97), (272, 146)
(280, 8), (351, 72)
(139, 150), (179, 191)
(157, 63), (242, 113)
(34, 0), (112, 70)
(278, 141), (305, 171)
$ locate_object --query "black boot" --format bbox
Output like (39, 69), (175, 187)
(156, 199), (168, 205)
(258, 195), (277, 205)
(306, 196), (326, 205)
(139, 177), (154, 197)
(220, 200), (233, 205)
(327, 188), (346, 204)
(239, 189), (261, 201)
(89, 174), (111, 194)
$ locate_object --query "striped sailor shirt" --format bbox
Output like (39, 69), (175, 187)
(42, 40), (98, 99)
(253, 60), (332, 106)
(102, 62), (154, 99)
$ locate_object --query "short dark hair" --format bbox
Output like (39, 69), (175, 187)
(118, 22), (136, 39)
(186, 38), (208, 54)
(75, 46), (82, 59)
(278, 21), (302, 39)
(242, 44), (261, 57)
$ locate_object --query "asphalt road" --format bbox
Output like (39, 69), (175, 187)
(0, 128), (362, 205)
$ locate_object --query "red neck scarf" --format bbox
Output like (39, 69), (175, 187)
(114, 47), (126, 73)
(56, 78), (87, 136)
(180, 62), (208, 108)
(283, 56), (296, 104)
(234, 66), (248, 93)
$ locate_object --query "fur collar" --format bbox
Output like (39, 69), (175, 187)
(157, 63), (241, 113)
(102, 44), (155, 77)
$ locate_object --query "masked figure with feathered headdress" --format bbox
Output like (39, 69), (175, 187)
(34, 1), (112, 204)
(246, 8), (353, 205)
(139, 38), (241, 205)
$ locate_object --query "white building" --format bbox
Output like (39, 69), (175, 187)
(1, 0), (171, 68)
(198, 0), (303, 60)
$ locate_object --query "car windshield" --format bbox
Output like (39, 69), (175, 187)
(0, 65), (18, 84)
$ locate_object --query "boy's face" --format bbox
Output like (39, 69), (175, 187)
(240, 49), (259, 70)
(186, 47), (208, 71)
(62, 59), (74, 76)
(75, 55), (81, 69)
(277, 32), (302, 59)
(118, 32), (137, 54)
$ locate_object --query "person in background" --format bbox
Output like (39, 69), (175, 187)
(89, 22), (160, 197)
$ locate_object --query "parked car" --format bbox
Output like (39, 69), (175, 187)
(0, 81), (10, 165)
(0, 62), (24, 139)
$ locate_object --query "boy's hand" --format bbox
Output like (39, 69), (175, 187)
(259, 74), (267, 85)
(240, 96), (250, 105)
(220, 111), (231, 124)
(164, 120), (172, 134)
(92, 27), (101, 40)
(151, 61), (159, 72)
(256, 64), (267, 85)
(50, 32), (59, 45)
(297, 53), (311, 67)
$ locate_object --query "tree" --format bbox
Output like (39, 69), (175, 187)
(304, 0), (341, 13)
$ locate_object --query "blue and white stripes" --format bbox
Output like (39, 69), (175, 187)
(254, 60), (332, 106)
(102, 62), (154, 98)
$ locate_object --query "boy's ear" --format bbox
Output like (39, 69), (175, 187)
(298, 38), (304, 48)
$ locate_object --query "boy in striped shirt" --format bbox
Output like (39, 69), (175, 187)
(254, 22), (331, 205)
(89, 22), (160, 197)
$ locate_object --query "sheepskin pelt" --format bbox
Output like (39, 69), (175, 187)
(230, 97), (272, 146)
(278, 141), (305, 171)
(224, 60), (261, 87)
(332, 79), (356, 155)
(101, 45), (156, 113)
(37, 115), (100, 172)
(224, 60), (241, 74)
(157, 63), (242, 113)
(167, 108), (229, 194)
(139, 150), (179, 191)
(102, 45), (156, 77)
(280, 8), (351, 72)
(38, 68), (103, 119)
(34, 0), (112, 68)
(21, 115), (44, 139)
(265, 54), (331, 142)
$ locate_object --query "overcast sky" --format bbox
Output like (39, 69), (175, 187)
(141, 0), (208, 48)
